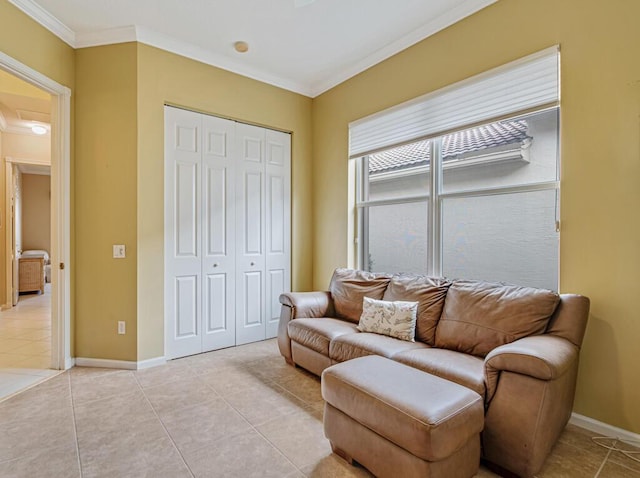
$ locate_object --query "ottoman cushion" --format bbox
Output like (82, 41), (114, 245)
(321, 355), (484, 462)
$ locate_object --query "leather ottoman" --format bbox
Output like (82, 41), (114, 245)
(321, 356), (484, 478)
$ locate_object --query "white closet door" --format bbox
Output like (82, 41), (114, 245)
(165, 107), (202, 359)
(265, 130), (291, 338)
(201, 115), (236, 352)
(235, 123), (266, 345)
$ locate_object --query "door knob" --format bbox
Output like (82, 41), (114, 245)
(250, 262), (255, 266)
(213, 263), (219, 267)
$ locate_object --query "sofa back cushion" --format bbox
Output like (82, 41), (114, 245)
(435, 280), (560, 357)
(329, 268), (391, 323)
(382, 274), (451, 345)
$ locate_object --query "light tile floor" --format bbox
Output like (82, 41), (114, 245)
(0, 285), (57, 400)
(0, 339), (638, 477)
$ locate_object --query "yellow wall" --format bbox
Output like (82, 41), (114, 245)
(136, 44), (313, 360)
(74, 43), (138, 360)
(21, 174), (51, 259)
(312, 0), (640, 433)
(0, 1), (75, 88)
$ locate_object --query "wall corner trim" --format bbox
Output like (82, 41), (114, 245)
(570, 412), (640, 443)
(74, 356), (166, 370)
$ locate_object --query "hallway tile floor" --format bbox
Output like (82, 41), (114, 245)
(0, 338), (638, 477)
(0, 284), (57, 400)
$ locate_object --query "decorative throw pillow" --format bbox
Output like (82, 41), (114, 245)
(358, 297), (419, 342)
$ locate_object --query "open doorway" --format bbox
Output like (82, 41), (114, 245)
(0, 70), (57, 394)
(0, 51), (71, 398)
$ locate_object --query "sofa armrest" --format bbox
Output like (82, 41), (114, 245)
(482, 335), (581, 476)
(279, 291), (334, 318)
(484, 335), (578, 402)
(277, 291), (334, 364)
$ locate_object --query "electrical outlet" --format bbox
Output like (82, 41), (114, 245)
(113, 244), (126, 258)
(118, 321), (126, 334)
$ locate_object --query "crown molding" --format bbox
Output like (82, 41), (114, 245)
(8, 0), (75, 47)
(74, 25), (137, 48)
(309, 0), (497, 97)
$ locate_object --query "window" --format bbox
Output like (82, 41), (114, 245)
(353, 48), (560, 290)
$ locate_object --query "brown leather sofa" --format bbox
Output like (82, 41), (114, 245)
(277, 269), (590, 477)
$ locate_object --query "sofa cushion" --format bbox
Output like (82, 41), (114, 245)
(329, 332), (428, 363)
(358, 297), (418, 342)
(330, 268), (391, 323)
(393, 348), (486, 398)
(435, 280), (560, 357)
(383, 274), (451, 345)
(288, 318), (360, 356)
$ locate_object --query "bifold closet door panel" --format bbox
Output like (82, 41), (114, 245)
(235, 123), (267, 346)
(164, 107), (203, 359)
(265, 129), (291, 339)
(201, 114), (237, 352)
(166, 106), (291, 358)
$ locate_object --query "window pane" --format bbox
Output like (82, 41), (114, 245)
(441, 189), (558, 290)
(367, 201), (428, 273)
(442, 109), (558, 194)
(366, 140), (431, 201)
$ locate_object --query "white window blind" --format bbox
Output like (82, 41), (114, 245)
(349, 46), (559, 159)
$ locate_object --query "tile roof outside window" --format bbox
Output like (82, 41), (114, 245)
(368, 120), (530, 173)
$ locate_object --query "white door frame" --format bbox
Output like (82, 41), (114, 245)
(0, 51), (72, 370)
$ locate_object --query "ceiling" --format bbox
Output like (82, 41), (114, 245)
(9, 0), (496, 97)
(0, 69), (51, 135)
(0, 70), (51, 174)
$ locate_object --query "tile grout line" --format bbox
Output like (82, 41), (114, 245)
(593, 438), (616, 478)
(222, 362), (327, 476)
(132, 371), (196, 478)
(184, 360), (305, 475)
(68, 371), (85, 478)
(215, 389), (305, 476)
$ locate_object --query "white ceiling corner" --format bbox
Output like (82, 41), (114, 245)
(74, 25), (138, 49)
(8, 0), (497, 98)
(309, 0), (498, 96)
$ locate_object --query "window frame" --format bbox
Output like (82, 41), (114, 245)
(355, 108), (560, 284)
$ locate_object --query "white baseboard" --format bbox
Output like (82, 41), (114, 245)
(74, 357), (138, 370)
(137, 356), (167, 370)
(64, 357), (75, 370)
(570, 413), (640, 443)
(74, 356), (166, 370)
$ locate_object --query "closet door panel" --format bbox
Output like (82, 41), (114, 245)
(265, 130), (291, 339)
(166, 108), (291, 357)
(165, 107), (202, 359)
(174, 276), (198, 336)
(202, 115), (236, 351)
(236, 123), (266, 345)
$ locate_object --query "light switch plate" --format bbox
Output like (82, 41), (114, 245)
(113, 244), (126, 258)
